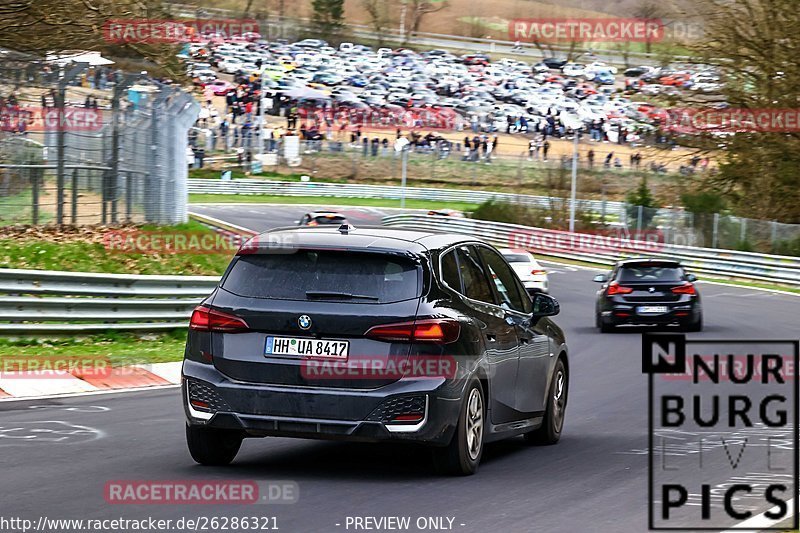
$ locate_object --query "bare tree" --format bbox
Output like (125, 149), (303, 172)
(633, 0), (664, 54)
(402, 0), (449, 41)
(362, 0), (392, 45)
(0, 0), (183, 78)
(676, 0), (800, 223)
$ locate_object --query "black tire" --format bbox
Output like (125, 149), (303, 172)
(599, 317), (615, 333)
(433, 380), (485, 476)
(524, 358), (568, 445)
(685, 314), (703, 332)
(186, 424), (243, 466)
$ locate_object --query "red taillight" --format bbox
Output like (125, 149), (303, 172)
(365, 319), (460, 344)
(607, 282), (633, 295)
(189, 306), (250, 333)
(531, 269), (547, 275)
(671, 283), (696, 295)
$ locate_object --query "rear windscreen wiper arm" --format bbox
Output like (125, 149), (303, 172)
(305, 291), (379, 301)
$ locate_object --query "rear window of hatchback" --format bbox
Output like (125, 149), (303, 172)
(221, 250), (422, 303)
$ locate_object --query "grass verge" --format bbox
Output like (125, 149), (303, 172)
(189, 193), (481, 212)
(0, 330), (187, 366)
(0, 221), (230, 275)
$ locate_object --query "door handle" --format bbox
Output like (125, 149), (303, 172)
(486, 334), (497, 343)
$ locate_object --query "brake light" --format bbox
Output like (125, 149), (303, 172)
(531, 269), (547, 275)
(607, 282), (633, 295)
(671, 283), (696, 295)
(189, 306), (250, 333)
(365, 319), (460, 344)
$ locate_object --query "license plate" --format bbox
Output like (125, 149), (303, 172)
(638, 306), (668, 314)
(265, 336), (349, 360)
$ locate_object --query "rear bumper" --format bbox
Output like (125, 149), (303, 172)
(522, 278), (549, 293)
(600, 301), (701, 325)
(182, 360), (465, 445)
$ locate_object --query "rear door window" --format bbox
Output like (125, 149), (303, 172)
(477, 246), (531, 314)
(440, 250), (462, 292)
(455, 246), (495, 304)
(221, 250), (421, 303)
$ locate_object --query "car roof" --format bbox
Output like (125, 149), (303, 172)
(306, 211), (347, 217)
(249, 226), (486, 254)
(616, 258), (682, 267)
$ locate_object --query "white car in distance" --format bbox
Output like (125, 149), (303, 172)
(499, 249), (549, 294)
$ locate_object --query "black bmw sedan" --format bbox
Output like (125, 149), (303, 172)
(593, 258), (703, 332)
(182, 226), (569, 475)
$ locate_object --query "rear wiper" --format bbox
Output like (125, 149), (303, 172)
(305, 291), (379, 301)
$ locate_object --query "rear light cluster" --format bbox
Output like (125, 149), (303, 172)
(606, 282), (633, 295)
(365, 319), (460, 344)
(671, 283), (697, 295)
(531, 269), (547, 275)
(189, 306), (249, 333)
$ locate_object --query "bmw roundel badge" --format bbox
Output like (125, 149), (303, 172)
(298, 315), (312, 330)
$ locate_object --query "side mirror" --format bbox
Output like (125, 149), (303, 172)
(685, 273), (697, 282)
(532, 293), (560, 317)
(593, 274), (608, 283)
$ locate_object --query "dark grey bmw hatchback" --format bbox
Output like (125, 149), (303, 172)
(182, 226), (569, 475)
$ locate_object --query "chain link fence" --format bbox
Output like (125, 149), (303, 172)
(0, 52), (198, 226)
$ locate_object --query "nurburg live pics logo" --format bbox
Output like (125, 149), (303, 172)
(642, 334), (799, 530)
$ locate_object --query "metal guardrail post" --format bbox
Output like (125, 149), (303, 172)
(29, 158), (39, 225)
(740, 218), (746, 244)
(712, 213), (719, 249)
(771, 221), (778, 248)
(125, 172), (133, 222)
(637, 205), (643, 233)
(71, 168), (78, 225)
(400, 146), (408, 208)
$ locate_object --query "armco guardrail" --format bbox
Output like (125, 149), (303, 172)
(381, 214), (800, 287)
(0, 269), (218, 333)
(188, 179), (625, 218)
